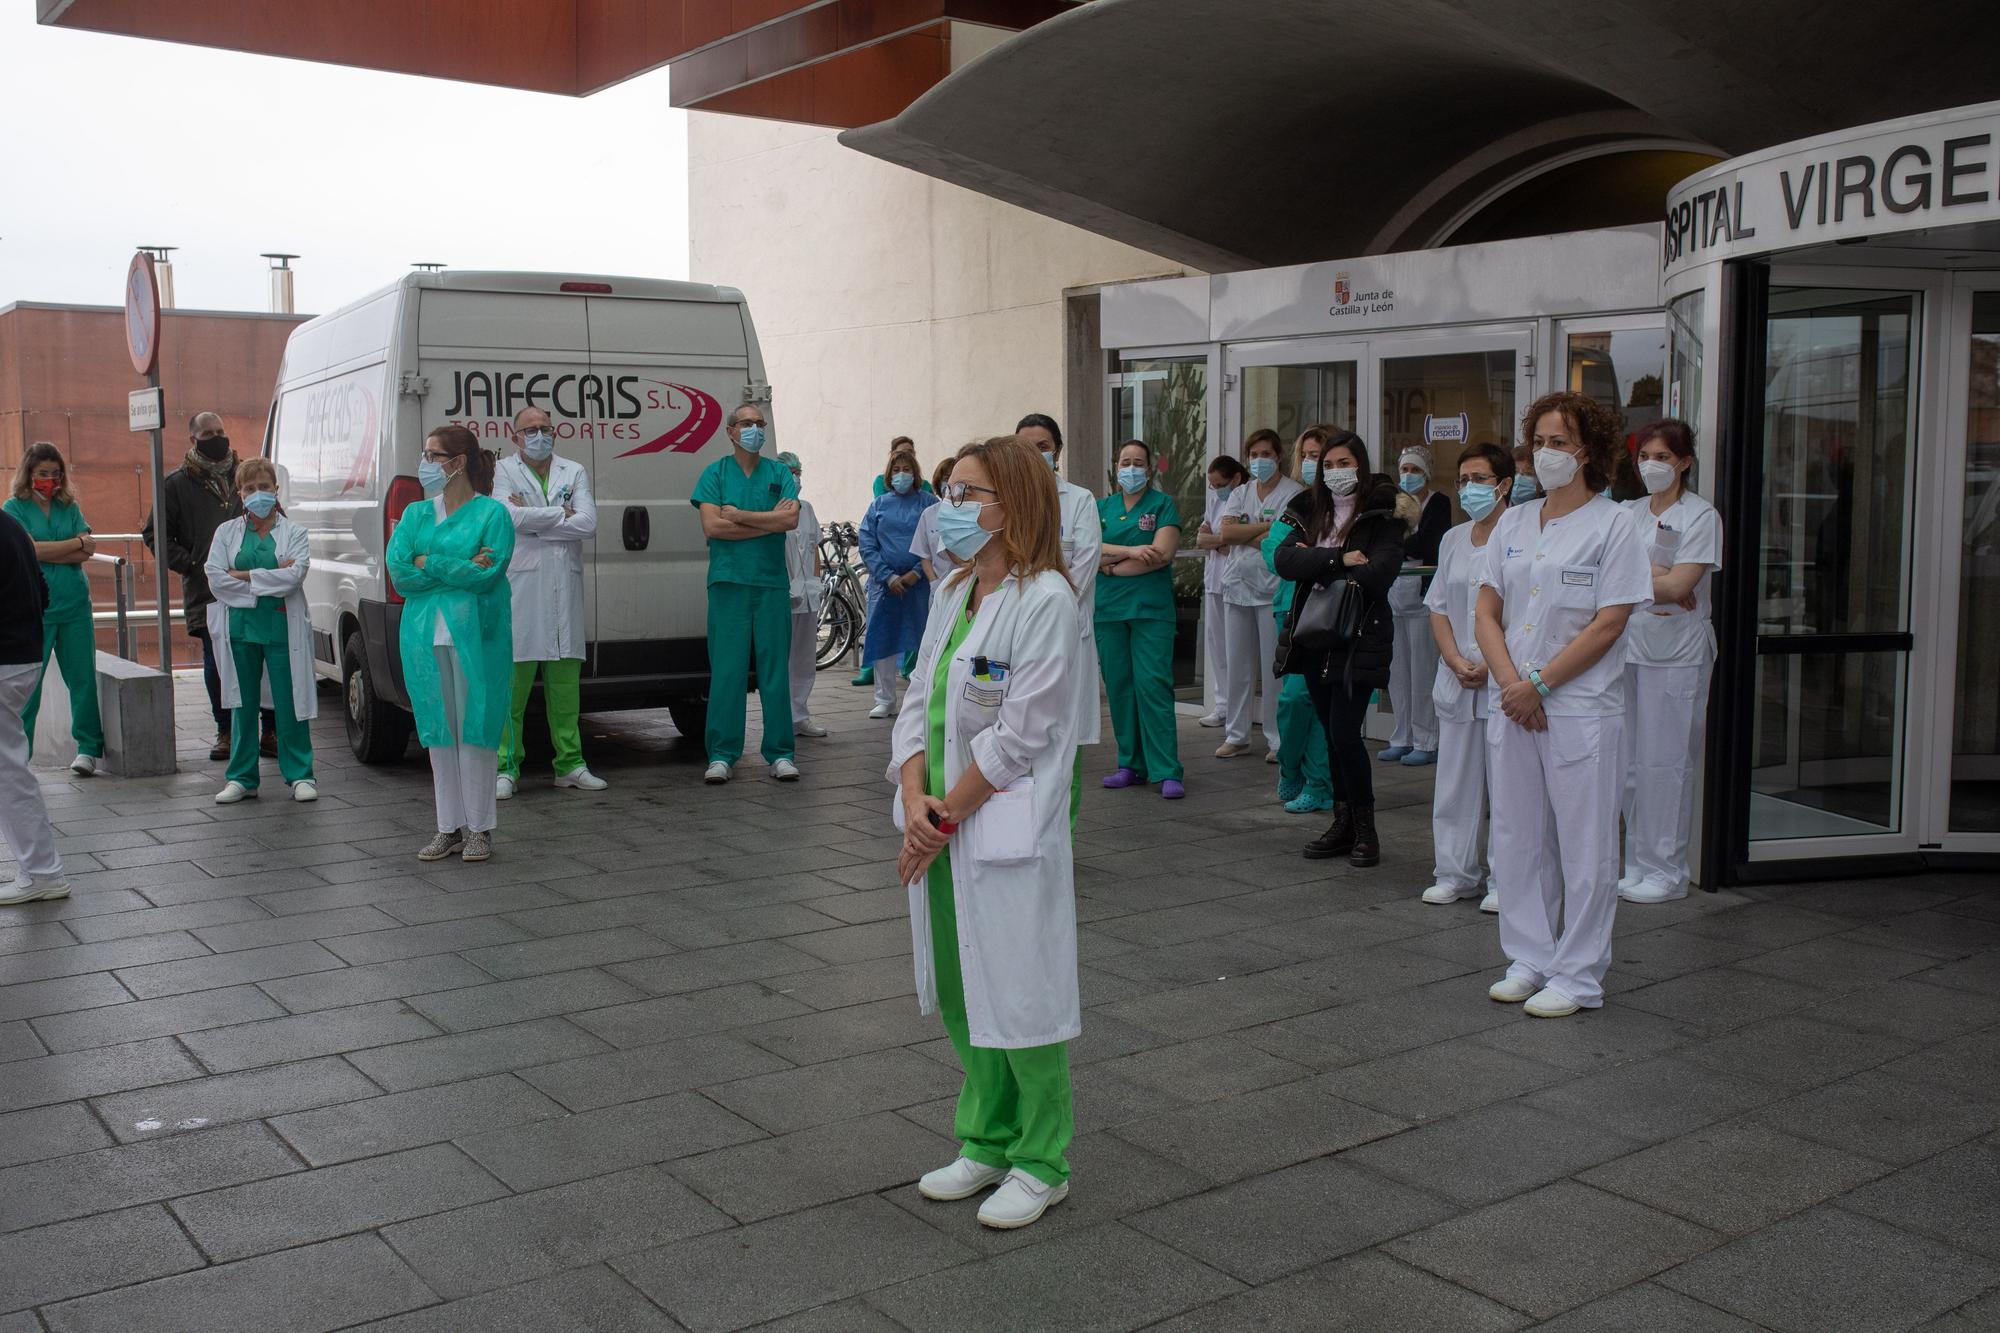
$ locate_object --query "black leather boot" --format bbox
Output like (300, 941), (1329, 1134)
(1304, 803), (1354, 859)
(1349, 805), (1380, 868)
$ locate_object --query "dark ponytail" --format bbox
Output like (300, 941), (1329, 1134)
(426, 424), (498, 496)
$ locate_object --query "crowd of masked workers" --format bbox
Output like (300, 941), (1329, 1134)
(0, 390), (1717, 1234)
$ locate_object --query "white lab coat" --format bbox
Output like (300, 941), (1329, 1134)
(203, 516), (318, 720)
(1218, 476), (1299, 748)
(1202, 486), (1232, 717)
(889, 568), (1082, 1049)
(495, 454), (597, 662)
(1058, 479), (1102, 747)
(1424, 521), (1493, 892)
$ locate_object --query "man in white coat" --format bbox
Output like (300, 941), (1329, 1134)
(495, 406), (604, 798)
(1012, 415), (1102, 819)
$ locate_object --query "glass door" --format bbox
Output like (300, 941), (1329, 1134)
(1373, 329), (1531, 492)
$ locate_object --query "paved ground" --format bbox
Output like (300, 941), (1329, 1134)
(2, 668), (1998, 1333)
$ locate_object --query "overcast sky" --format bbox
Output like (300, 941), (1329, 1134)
(0, 7), (689, 317)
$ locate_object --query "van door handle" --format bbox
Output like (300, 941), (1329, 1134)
(622, 506), (650, 551)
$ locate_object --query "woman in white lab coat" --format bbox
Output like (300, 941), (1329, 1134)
(1213, 430), (1303, 760)
(1195, 455), (1248, 728)
(1474, 392), (1651, 1017)
(891, 433), (1081, 1233)
(1420, 442), (1514, 911)
(1618, 418), (1721, 904)
(777, 451), (827, 738)
(203, 458), (318, 805)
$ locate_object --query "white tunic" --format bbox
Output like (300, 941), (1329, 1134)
(1424, 521), (1492, 723)
(1218, 476), (1303, 607)
(202, 516), (319, 720)
(1057, 479), (1103, 747)
(1620, 492), (1721, 668)
(1202, 485), (1231, 594)
(1475, 495), (1652, 715)
(494, 453), (597, 662)
(787, 498), (824, 614)
(908, 504), (959, 579)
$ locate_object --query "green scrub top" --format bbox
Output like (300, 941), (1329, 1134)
(4, 496), (91, 622)
(227, 526), (290, 645)
(691, 454), (800, 588)
(927, 597), (977, 801)
(1261, 509), (1301, 622)
(1093, 489), (1182, 623)
(387, 495), (517, 750)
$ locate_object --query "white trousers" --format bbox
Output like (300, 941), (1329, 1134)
(1222, 601), (1278, 747)
(1431, 714), (1489, 892)
(1203, 589), (1229, 716)
(428, 646), (497, 834)
(1387, 613), (1440, 751)
(0, 661), (63, 885)
(1622, 661), (1711, 891)
(1488, 711), (1624, 1007)
(873, 657), (901, 709)
(789, 610), (818, 724)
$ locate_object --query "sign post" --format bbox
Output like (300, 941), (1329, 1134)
(124, 251), (170, 673)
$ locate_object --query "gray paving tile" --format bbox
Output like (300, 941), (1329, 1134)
(1842, 1143), (2000, 1261)
(172, 1142), (510, 1261)
(136, 867), (334, 908)
(458, 926), (682, 981)
(737, 995), (941, 1066)
(1088, 935), (1299, 988)
(254, 876), (453, 915)
(62, 897), (270, 943)
(0, 1205), (205, 1316)
(0, 1036), (204, 1114)
(864, 1220), (1244, 1333)
(0, 920), (78, 955)
(0, 1019), (44, 1062)
(1676, 902), (1856, 950)
(1144, 1250), (1528, 1333)
(383, 1165), (734, 1299)
(669, 1109), (953, 1222)
(519, 1034), (795, 1112)
(349, 1266), (687, 1333)
(377, 883), (572, 925)
(0, 971), (132, 1024)
(743, 1299), (907, 1332)
(1470, 998), (1696, 1071)
(1675, 1014), (1915, 1093)
(1084, 1034), (1312, 1103)
(701, 1047), (962, 1135)
(798, 886), (909, 925)
(1879, 1027), (2000, 1102)
(180, 998), (441, 1073)
(258, 954), (493, 1013)
(1344, 1100), (1641, 1207)
(1243, 976), (1517, 1064)
(1618, 967), (1826, 1031)
(1583, 1120), (1890, 1234)
(347, 1016), (612, 1091)
(323, 916), (533, 966)
(1734, 932), (1941, 991)
(613, 1194), (974, 1333)
(404, 968), (646, 1031)
(1112, 1080), (1406, 1185)
(1326, 1034), (1570, 1121)
(0, 1121), (302, 1231)
(604, 939), (826, 996)
(456, 1091), (765, 1191)
(272, 1073), (566, 1166)
(1913, 951), (2000, 999)
(1807, 976), (2000, 1045)
(1523, 1054), (1787, 1143)
(1658, 1206), (1999, 1333)
(30, 984), (286, 1053)
(762, 955), (923, 1011)
(116, 939), (345, 999)
(1389, 1179), (1719, 1319)
(570, 982), (815, 1048)
(188, 904), (403, 953)
(0, 1102), (114, 1169)
(1528, 1281), (1762, 1331)
(1752, 1070), (2000, 1166)
(1853, 910), (2000, 960)
(39, 1232), (437, 1333)
(1095, 975), (1329, 1042)
(93, 1055), (383, 1143)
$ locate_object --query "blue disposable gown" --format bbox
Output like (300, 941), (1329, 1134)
(388, 495), (517, 749)
(859, 489), (937, 661)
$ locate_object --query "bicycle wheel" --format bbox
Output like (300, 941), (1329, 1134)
(816, 591), (861, 669)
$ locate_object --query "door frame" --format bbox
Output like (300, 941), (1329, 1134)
(1220, 333), (1371, 453)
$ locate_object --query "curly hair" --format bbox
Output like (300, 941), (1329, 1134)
(1519, 391), (1620, 494)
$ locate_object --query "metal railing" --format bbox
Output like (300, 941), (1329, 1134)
(81, 533), (188, 669)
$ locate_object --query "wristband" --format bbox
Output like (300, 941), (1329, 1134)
(928, 809), (958, 836)
(1528, 669), (1551, 697)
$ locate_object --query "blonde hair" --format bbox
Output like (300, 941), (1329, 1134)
(946, 435), (1065, 586)
(11, 441), (75, 506)
(236, 457), (279, 492)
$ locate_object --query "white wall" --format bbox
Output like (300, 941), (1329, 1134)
(688, 111), (1187, 527)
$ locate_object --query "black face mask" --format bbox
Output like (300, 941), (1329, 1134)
(196, 435), (230, 461)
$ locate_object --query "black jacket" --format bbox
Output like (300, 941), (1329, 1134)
(1, 509), (49, 666)
(142, 461), (242, 625)
(1406, 490), (1452, 596)
(1271, 479), (1407, 692)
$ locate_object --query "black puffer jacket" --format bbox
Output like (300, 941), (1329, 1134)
(1271, 479), (1407, 692)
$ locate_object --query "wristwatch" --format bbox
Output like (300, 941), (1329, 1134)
(1528, 669), (1551, 697)
(927, 809), (958, 836)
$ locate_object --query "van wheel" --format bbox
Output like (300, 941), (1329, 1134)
(344, 631), (412, 764)
(666, 695), (708, 745)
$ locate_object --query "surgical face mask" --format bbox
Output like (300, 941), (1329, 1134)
(1533, 446), (1580, 491)
(418, 459), (450, 495)
(1325, 466), (1359, 497)
(1639, 459), (1678, 494)
(1458, 482), (1499, 521)
(242, 490), (279, 519)
(520, 430), (555, 462)
(735, 424), (767, 453)
(1247, 457), (1277, 484)
(1117, 465), (1150, 495)
(1211, 482), (1236, 502)
(1511, 473), (1539, 503)
(196, 435), (230, 461)
(1399, 471), (1426, 495)
(31, 477), (60, 499)
(1042, 451), (1058, 471)
(936, 499), (999, 560)
(1299, 460), (1320, 485)
(890, 472), (915, 495)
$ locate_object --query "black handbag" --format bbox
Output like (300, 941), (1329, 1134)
(1291, 576), (1366, 654)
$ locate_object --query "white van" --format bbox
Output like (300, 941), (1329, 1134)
(263, 270), (769, 761)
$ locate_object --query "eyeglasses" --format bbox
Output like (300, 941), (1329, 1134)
(420, 448), (453, 462)
(1458, 475), (1498, 487)
(941, 481), (1000, 505)
(733, 418), (767, 429)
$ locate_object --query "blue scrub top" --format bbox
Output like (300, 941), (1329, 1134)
(859, 488), (937, 660)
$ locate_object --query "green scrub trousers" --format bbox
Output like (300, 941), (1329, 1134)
(1094, 617), (1183, 782)
(705, 582), (796, 766)
(500, 658), (584, 778)
(26, 616), (103, 760)
(1277, 671), (1332, 800)
(925, 602), (1072, 1185)
(225, 638), (314, 789)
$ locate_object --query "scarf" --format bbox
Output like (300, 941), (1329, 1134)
(183, 446), (237, 502)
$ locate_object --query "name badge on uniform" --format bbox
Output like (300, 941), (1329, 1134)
(1138, 513), (1157, 532)
(767, 482), (781, 497)
(1561, 568), (1595, 586)
(963, 681), (1006, 707)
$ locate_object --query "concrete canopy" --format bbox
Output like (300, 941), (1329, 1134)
(841, 0), (2000, 270)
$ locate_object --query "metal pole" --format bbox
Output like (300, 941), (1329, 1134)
(113, 559), (131, 660)
(148, 366), (171, 674)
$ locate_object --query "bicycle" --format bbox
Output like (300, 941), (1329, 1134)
(815, 521), (866, 670)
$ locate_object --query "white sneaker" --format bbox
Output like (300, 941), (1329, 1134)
(214, 781), (255, 805)
(1488, 975), (1538, 1003)
(704, 761), (732, 785)
(1198, 712), (1226, 728)
(495, 774), (516, 801)
(1421, 883), (1478, 905)
(917, 1156), (1010, 1201)
(1264, 749), (1279, 765)
(555, 767), (608, 792)
(69, 753), (97, 777)
(0, 877), (70, 906)
(1525, 986), (1582, 1018)
(868, 702), (893, 720)
(1479, 891), (1499, 914)
(771, 758), (800, 782)
(1617, 869), (1645, 891)
(795, 719), (828, 738)
(1214, 741), (1248, 758)
(976, 1168), (1069, 1230)
(292, 781), (318, 803)
(1620, 879), (1688, 905)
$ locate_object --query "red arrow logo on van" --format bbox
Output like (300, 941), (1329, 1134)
(617, 382), (724, 457)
